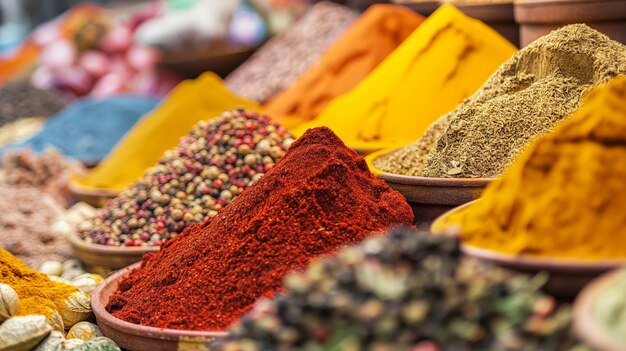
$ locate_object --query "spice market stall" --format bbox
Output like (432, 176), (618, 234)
(2, 1), (626, 351)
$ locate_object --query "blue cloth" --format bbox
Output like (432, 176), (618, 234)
(2, 95), (160, 164)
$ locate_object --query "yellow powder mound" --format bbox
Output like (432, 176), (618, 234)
(439, 75), (626, 260)
(264, 4), (423, 128)
(1, 249), (78, 318)
(72, 72), (260, 192)
(293, 4), (516, 153)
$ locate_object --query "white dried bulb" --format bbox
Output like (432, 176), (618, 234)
(0, 283), (19, 322)
(0, 315), (52, 351)
(39, 261), (63, 276)
(70, 274), (104, 294)
(67, 321), (103, 341)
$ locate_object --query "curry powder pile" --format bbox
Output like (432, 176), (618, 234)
(439, 76), (626, 260)
(0, 249), (78, 318)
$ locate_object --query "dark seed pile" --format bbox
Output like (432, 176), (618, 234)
(217, 227), (578, 351)
(77, 109), (294, 247)
(0, 81), (68, 127)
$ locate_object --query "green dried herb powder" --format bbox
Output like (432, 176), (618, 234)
(217, 228), (579, 350)
(375, 24), (626, 178)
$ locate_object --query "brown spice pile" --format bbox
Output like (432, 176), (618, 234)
(225, 2), (356, 102)
(0, 186), (67, 268)
(374, 24), (626, 178)
(1, 149), (85, 207)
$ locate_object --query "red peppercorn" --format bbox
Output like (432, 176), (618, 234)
(213, 179), (223, 189)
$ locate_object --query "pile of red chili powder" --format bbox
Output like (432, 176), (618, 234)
(106, 127), (413, 331)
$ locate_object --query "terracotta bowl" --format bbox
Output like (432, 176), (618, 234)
(68, 181), (118, 208)
(159, 44), (258, 79)
(68, 233), (158, 271)
(574, 270), (626, 351)
(366, 149), (492, 224)
(92, 264), (227, 351)
(393, 0), (441, 16)
(515, 0), (626, 47)
(432, 203), (625, 300)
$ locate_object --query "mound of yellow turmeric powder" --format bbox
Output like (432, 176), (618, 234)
(0, 248), (78, 318)
(264, 4), (423, 128)
(293, 4), (516, 152)
(440, 75), (626, 260)
(72, 72), (259, 192)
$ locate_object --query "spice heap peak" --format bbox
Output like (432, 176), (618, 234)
(106, 127), (413, 331)
(78, 109), (293, 247)
(441, 75), (626, 260)
(375, 24), (626, 178)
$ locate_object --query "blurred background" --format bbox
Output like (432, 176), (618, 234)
(0, 0), (316, 99)
(0, 0), (311, 56)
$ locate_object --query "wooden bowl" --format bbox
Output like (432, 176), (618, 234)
(159, 44), (258, 79)
(68, 181), (118, 208)
(574, 269), (626, 351)
(448, 1), (519, 47)
(366, 149), (492, 224)
(92, 264), (227, 351)
(393, 0), (441, 16)
(432, 203), (625, 300)
(515, 0), (626, 47)
(68, 233), (158, 271)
